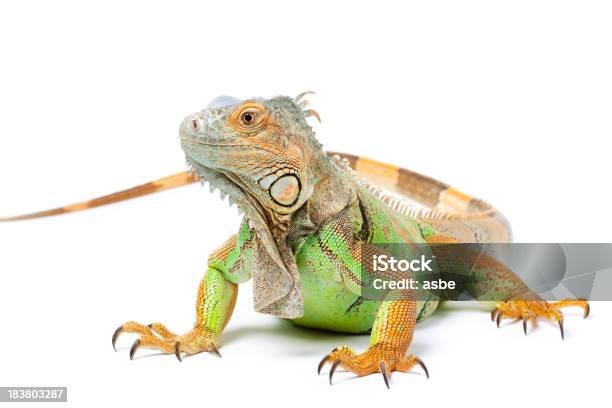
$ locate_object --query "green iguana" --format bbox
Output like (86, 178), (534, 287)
(0, 93), (589, 388)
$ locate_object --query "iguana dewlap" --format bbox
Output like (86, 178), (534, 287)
(0, 93), (589, 388)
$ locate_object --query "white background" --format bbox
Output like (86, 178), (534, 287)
(0, 1), (610, 407)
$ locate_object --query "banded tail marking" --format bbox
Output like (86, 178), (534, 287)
(327, 151), (491, 216)
(0, 172), (199, 222)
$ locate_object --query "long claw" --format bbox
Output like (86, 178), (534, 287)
(129, 339), (140, 360)
(496, 312), (503, 328)
(491, 308), (498, 322)
(584, 303), (590, 318)
(523, 316), (528, 335)
(112, 325), (123, 351)
(317, 354), (331, 375)
(558, 318), (565, 340)
(329, 359), (341, 385)
(209, 343), (222, 358)
(379, 362), (390, 389)
(317, 347), (338, 374)
(414, 356), (430, 379)
(174, 342), (182, 362)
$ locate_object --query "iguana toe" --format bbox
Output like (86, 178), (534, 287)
(318, 345), (429, 388)
(112, 320), (220, 360)
(491, 298), (589, 339)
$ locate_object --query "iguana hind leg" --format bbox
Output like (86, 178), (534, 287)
(427, 235), (590, 339)
(318, 299), (429, 388)
(112, 237), (239, 360)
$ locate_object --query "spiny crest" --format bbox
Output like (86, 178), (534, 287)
(185, 161), (244, 217)
(294, 91), (321, 123)
(273, 91), (324, 151)
(330, 155), (461, 221)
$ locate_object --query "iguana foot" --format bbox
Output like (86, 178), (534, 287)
(112, 321), (220, 360)
(317, 345), (429, 388)
(491, 298), (590, 339)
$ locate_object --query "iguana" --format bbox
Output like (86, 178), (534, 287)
(0, 93), (589, 388)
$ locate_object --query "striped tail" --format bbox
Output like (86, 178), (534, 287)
(327, 152), (512, 243)
(0, 172), (199, 222)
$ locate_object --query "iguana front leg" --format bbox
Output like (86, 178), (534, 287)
(314, 208), (429, 387)
(318, 299), (429, 388)
(112, 235), (239, 360)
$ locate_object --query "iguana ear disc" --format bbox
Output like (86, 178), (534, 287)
(269, 175), (300, 206)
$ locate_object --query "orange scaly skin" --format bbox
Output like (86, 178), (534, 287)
(492, 298), (589, 338)
(0, 94), (590, 389)
(318, 299), (429, 386)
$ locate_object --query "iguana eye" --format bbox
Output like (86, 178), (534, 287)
(240, 112), (256, 126)
(230, 101), (268, 133)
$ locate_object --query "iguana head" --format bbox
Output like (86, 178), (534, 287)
(179, 93), (324, 227)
